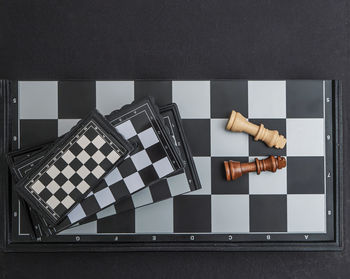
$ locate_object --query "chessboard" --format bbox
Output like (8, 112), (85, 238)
(0, 79), (342, 251)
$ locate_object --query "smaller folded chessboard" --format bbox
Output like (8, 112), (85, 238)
(74, 103), (201, 231)
(9, 99), (186, 235)
(14, 109), (132, 226)
(53, 98), (184, 232)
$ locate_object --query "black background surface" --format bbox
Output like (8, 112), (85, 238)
(0, 0), (349, 278)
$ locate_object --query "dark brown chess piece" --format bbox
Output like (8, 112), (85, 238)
(224, 156), (286, 181)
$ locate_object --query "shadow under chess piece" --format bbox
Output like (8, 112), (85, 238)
(224, 156), (286, 181)
(226, 110), (287, 149)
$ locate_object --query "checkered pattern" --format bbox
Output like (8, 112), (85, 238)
(19, 119), (123, 223)
(13, 80), (335, 243)
(74, 105), (200, 228)
(51, 99), (183, 232)
(9, 104), (199, 237)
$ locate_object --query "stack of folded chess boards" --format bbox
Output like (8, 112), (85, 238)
(0, 80), (342, 251)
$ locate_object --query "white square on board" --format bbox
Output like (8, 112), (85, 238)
(94, 187), (115, 208)
(46, 196), (60, 209)
(153, 157), (174, 178)
(248, 81), (286, 118)
(62, 166), (75, 179)
(62, 181), (75, 194)
(77, 135), (90, 149)
(59, 221), (97, 235)
(172, 81), (210, 119)
(68, 204), (87, 223)
(249, 157), (287, 195)
(61, 196), (75, 209)
(61, 150), (75, 164)
(167, 172), (191, 197)
(211, 119), (249, 156)
(131, 150), (152, 171)
(96, 205), (116, 220)
(77, 150), (90, 164)
(287, 119), (324, 156)
(47, 165), (60, 179)
(211, 195), (250, 233)
(135, 199), (173, 233)
(92, 165), (104, 179)
(96, 81), (134, 115)
(58, 119), (80, 137)
(186, 157), (211, 195)
(77, 180), (90, 194)
(124, 172), (145, 193)
(138, 127), (159, 149)
(131, 187), (154, 208)
(19, 81), (58, 119)
(287, 194), (325, 232)
(31, 180), (45, 194)
(46, 181), (60, 194)
(115, 120), (137, 140)
(104, 168), (122, 186)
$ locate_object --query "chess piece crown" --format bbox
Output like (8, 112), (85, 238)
(224, 156), (286, 181)
(226, 110), (286, 149)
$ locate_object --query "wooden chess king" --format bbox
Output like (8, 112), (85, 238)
(226, 110), (287, 149)
(224, 156), (286, 181)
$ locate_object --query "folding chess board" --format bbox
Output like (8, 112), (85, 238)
(0, 80), (342, 251)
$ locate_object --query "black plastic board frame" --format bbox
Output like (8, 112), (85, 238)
(8, 103), (201, 238)
(7, 103), (194, 238)
(0, 80), (343, 252)
(15, 109), (132, 226)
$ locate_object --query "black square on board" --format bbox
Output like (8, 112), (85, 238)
(20, 120), (58, 149)
(54, 188), (68, 201)
(211, 157), (249, 194)
(210, 80), (248, 118)
(58, 81), (96, 119)
(55, 204), (67, 216)
(130, 112), (152, 134)
(286, 80), (324, 118)
(70, 158), (83, 171)
(149, 179), (172, 202)
(81, 196), (101, 215)
(70, 188), (83, 200)
(39, 173), (53, 185)
(85, 158), (98, 171)
(90, 175), (105, 192)
(84, 127), (98, 141)
(128, 134), (144, 154)
(70, 173), (83, 186)
(97, 210), (135, 233)
(249, 195), (287, 232)
(70, 143), (83, 156)
(145, 142), (167, 163)
(248, 119), (286, 156)
(109, 180), (130, 201)
(287, 157), (324, 194)
(182, 119), (210, 156)
(85, 143), (98, 156)
(39, 188), (52, 202)
(99, 158), (113, 171)
(138, 165), (160, 186)
(134, 80), (172, 107)
(114, 197), (135, 213)
(174, 195), (211, 233)
(100, 143), (113, 156)
(118, 157), (137, 178)
(55, 158), (68, 171)
(54, 173), (68, 186)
